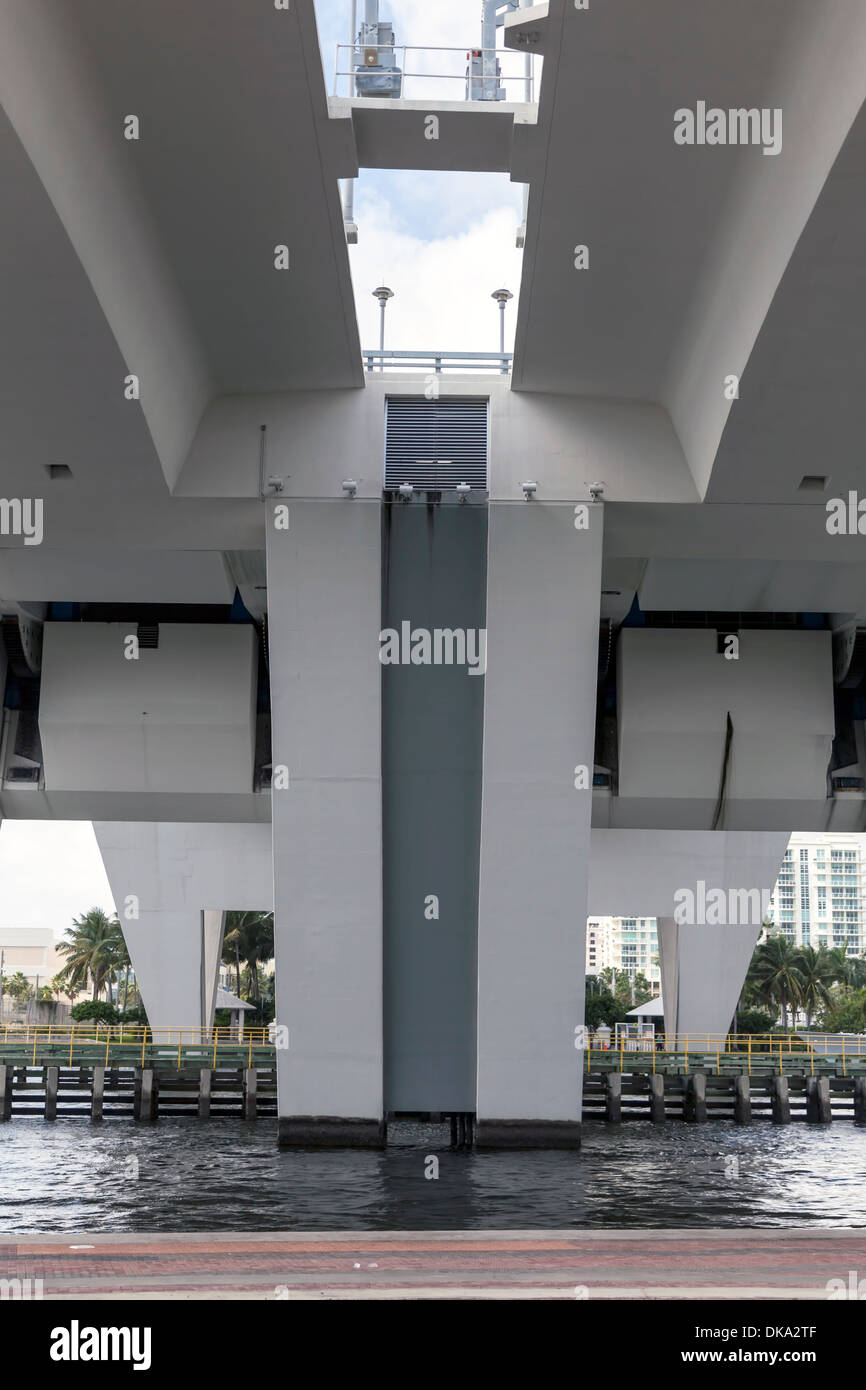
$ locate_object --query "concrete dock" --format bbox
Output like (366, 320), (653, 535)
(1, 1229), (864, 1300)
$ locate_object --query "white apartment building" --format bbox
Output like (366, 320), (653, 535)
(768, 833), (866, 955)
(586, 917), (661, 988)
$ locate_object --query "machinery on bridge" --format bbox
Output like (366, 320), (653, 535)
(351, 0), (401, 98)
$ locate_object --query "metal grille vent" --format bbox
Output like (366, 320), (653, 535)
(384, 397), (489, 491)
(137, 623), (159, 649)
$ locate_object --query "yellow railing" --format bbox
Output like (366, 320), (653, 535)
(583, 1032), (863, 1075)
(0, 1024), (275, 1069)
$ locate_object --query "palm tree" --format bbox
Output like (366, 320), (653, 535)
(222, 912), (274, 1002)
(5, 971), (32, 1002)
(750, 933), (805, 1029)
(793, 945), (837, 1029)
(56, 908), (125, 1001)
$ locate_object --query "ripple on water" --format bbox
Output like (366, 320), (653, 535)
(0, 1117), (864, 1233)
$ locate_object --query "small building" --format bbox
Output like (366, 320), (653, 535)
(215, 986), (255, 1039)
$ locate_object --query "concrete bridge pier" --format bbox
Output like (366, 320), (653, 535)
(475, 501), (602, 1148)
(267, 501), (385, 1148)
(94, 822), (272, 1033)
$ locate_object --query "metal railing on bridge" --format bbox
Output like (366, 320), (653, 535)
(363, 348), (512, 374)
(333, 44), (537, 104)
(585, 1032), (866, 1077)
(0, 1023), (276, 1070)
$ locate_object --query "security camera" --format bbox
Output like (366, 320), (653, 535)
(398, 483), (414, 501)
(342, 479), (358, 497)
(589, 482), (605, 503)
(455, 483), (471, 503)
(267, 476), (285, 494)
(521, 480), (537, 500)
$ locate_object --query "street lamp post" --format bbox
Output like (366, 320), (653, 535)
(373, 286), (394, 371)
(491, 288), (513, 371)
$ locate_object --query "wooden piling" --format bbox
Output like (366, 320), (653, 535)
(854, 1077), (866, 1126)
(44, 1066), (59, 1120)
(199, 1068), (212, 1119)
(136, 1067), (156, 1121)
(807, 1075), (832, 1124)
(734, 1073), (751, 1124)
(686, 1073), (708, 1123)
(0, 1064), (11, 1121)
(649, 1073), (666, 1122)
(243, 1067), (257, 1120)
(771, 1074), (791, 1124)
(91, 1066), (105, 1121)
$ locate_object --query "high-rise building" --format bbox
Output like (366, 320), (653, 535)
(768, 834), (866, 955)
(586, 917), (661, 988)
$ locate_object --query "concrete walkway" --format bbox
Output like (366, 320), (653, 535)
(2, 1228), (865, 1299)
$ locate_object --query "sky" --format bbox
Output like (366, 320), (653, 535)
(316, 0), (528, 352)
(0, 1), (529, 937)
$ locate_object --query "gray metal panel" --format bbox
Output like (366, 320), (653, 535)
(382, 503), (487, 1111)
(385, 397), (489, 490)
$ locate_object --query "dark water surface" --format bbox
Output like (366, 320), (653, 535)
(1, 1119), (864, 1233)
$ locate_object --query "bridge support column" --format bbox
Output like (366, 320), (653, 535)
(590, 830), (787, 1040)
(267, 500), (385, 1148)
(475, 501), (602, 1148)
(94, 822), (271, 1033)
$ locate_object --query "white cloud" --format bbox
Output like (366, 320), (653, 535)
(350, 181), (523, 351)
(0, 822), (114, 937)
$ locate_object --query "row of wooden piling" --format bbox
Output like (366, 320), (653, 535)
(585, 1071), (866, 1123)
(0, 1063), (275, 1120)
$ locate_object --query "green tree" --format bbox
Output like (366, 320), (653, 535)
(816, 990), (866, 1034)
(70, 1000), (120, 1025)
(56, 908), (125, 1001)
(5, 971), (33, 1002)
(222, 912), (274, 1002)
(794, 945), (838, 1029)
(749, 933), (805, 1030)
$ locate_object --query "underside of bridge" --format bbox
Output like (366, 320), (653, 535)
(1, 0), (866, 1144)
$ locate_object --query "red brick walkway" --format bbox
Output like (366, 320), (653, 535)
(2, 1228), (865, 1299)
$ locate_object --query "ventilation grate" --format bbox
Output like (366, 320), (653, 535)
(384, 397), (488, 491)
(137, 623), (159, 649)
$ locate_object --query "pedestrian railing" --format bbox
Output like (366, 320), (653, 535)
(0, 1024), (276, 1070)
(332, 44), (537, 104)
(362, 349), (512, 374)
(585, 1032), (866, 1077)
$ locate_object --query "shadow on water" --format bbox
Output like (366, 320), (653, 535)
(1, 1118), (864, 1233)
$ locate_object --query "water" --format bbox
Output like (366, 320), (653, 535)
(1, 1119), (864, 1232)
